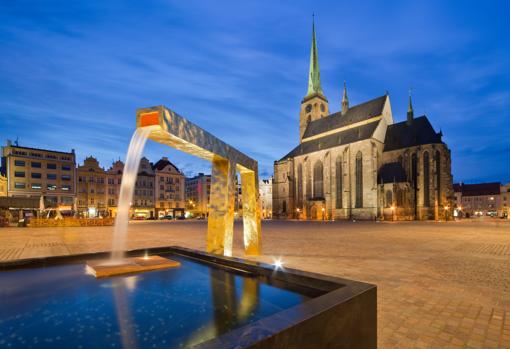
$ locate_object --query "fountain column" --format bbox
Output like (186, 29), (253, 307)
(240, 171), (261, 255)
(207, 156), (236, 256)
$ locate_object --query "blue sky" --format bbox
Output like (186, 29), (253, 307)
(1, 1), (509, 182)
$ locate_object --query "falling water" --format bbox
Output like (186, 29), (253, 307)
(111, 127), (152, 262)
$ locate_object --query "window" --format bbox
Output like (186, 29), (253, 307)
(31, 173), (42, 179)
(435, 151), (441, 204)
(62, 165), (71, 171)
(47, 173), (57, 180)
(47, 184), (57, 190)
(31, 183), (42, 189)
(47, 163), (57, 169)
(355, 152), (363, 208)
(15, 182), (26, 189)
(335, 156), (343, 209)
(386, 190), (393, 207)
(423, 152), (430, 207)
(31, 162), (42, 168)
(282, 200), (287, 213)
(14, 171), (25, 178)
(313, 160), (324, 198)
(62, 185), (71, 191)
(305, 161), (312, 199)
(89, 177), (94, 183)
(14, 160), (25, 167)
(297, 164), (303, 208)
(62, 175), (71, 181)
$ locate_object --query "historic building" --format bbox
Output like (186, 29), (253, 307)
(273, 22), (453, 220)
(77, 157), (108, 217)
(106, 160), (124, 217)
(453, 182), (508, 218)
(185, 173), (211, 217)
(133, 157), (155, 219)
(0, 173), (7, 197)
(1, 141), (76, 209)
(153, 157), (185, 218)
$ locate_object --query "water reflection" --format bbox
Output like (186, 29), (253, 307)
(113, 277), (139, 349)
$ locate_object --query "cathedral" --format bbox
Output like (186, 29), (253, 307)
(273, 22), (453, 220)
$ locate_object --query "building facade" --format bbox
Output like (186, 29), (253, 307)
(273, 22), (453, 221)
(133, 157), (155, 219)
(153, 157), (185, 218)
(259, 177), (273, 218)
(77, 157), (108, 217)
(1, 141), (76, 209)
(106, 160), (124, 217)
(453, 182), (505, 217)
(0, 173), (6, 197)
(185, 173), (211, 216)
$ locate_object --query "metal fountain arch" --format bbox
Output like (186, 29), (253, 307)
(137, 106), (261, 256)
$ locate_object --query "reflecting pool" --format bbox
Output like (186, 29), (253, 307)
(0, 254), (312, 348)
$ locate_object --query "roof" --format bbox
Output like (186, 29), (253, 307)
(152, 158), (180, 173)
(378, 162), (408, 184)
(384, 116), (442, 152)
(3, 144), (75, 156)
(454, 182), (501, 196)
(303, 95), (387, 139)
(280, 122), (378, 161)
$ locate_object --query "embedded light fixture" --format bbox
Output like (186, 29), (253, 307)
(273, 258), (284, 270)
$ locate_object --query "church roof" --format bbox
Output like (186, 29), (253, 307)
(453, 182), (500, 196)
(383, 116), (442, 152)
(303, 95), (387, 139)
(280, 122), (378, 160)
(378, 162), (408, 184)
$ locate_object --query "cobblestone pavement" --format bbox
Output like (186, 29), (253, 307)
(1, 219), (509, 348)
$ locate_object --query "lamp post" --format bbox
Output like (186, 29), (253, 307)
(321, 207), (325, 221)
(391, 205), (396, 221)
(444, 205), (449, 222)
(296, 208), (300, 220)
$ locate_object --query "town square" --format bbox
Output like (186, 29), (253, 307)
(1, 1), (509, 348)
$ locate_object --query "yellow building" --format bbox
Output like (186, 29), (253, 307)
(0, 174), (7, 197)
(153, 157), (185, 218)
(77, 157), (108, 217)
(185, 173), (211, 217)
(106, 160), (124, 217)
(1, 141), (76, 209)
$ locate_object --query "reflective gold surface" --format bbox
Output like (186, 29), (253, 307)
(136, 106), (261, 256)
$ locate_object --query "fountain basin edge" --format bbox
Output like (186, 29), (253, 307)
(0, 246), (377, 349)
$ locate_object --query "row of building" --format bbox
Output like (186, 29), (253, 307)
(453, 182), (510, 218)
(0, 140), (273, 220)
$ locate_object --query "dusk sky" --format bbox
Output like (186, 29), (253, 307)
(1, 1), (509, 182)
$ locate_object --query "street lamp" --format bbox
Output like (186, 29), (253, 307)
(391, 205), (396, 221)
(321, 207), (325, 221)
(296, 208), (300, 220)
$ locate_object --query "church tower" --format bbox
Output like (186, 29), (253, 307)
(299, 17), (329, 142)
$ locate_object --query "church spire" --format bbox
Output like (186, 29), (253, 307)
(407, 88), (414, 124)
(306, 15), (324, 98)
(342, 81), (349, 115)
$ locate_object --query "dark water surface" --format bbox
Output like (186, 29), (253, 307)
(0, 254), (309, 348)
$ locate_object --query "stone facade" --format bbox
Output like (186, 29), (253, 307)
(0, 174), (7, 197)
(259, 177), (273, 218)
(185, 173), (211, 217)
(153, 157), (185, 218)
(77, 157), (108, 217)
(273, 24), (453, 221)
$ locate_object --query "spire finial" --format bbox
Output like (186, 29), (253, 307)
(407, 88), (414, 124)
(341, 80), (349, 115)
(305, 15), (324, 98)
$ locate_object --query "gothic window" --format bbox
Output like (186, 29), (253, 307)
(313, 160), (324, 198)
(335, 156), (342, 208)
(435, 151), (441, 204)
(306, 160), (312, 199)
(282, 200), (286, 214)
(306, 104), (312, 113)
(423, 151), (430, 207)
(355, 151), (363, 208)
(297, 163), (303, 208)
(320, 104), (325, 112)
(385, 190), (392, 207)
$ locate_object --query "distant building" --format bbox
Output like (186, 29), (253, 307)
(153, 157), (185, 218)
(106, 160), (124, 217)
(1, 141), (76, 209)
(77, 157), (108, 217)
(185, 173), (211, 216)
(453, 182), (501, 217)
(133, 157), (155, 219)
(259, 177), (272, 218)
(501, 183), (510, 218)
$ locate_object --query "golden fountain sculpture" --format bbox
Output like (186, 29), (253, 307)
(138, 105), (262, 257)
